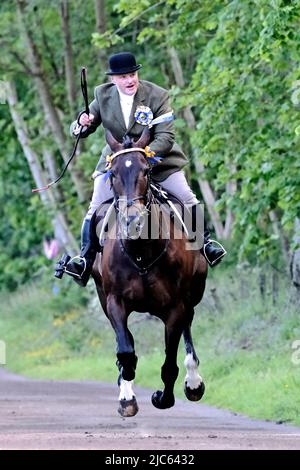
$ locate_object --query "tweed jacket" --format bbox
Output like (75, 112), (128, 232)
(71, 80), (188, 182)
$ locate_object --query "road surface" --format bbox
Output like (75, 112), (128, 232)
(0, 367), (299, 450)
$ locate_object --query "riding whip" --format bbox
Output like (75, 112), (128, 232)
(32, 67), (89, 193)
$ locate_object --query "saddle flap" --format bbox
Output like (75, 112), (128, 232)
(150, 183), (189, 237)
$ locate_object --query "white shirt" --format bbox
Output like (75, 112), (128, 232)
(117, 88), (135, 129)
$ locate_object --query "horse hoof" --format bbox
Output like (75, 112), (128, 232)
(118, 397), (139, 417)
(151, 390), (175, 409)
(184, 381), (205, 401)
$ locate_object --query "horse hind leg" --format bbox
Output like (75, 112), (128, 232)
(183, 319), (205, 402)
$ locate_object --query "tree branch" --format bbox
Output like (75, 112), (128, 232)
(34, 5), (61, 81)
(10, 51), (41, 77)
(111, 1), (165, 37)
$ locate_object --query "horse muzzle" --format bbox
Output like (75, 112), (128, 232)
(119, 211), (146, 240)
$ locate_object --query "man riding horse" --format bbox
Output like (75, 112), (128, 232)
(58, 52), (226, 286)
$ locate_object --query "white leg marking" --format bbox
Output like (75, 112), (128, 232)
(119, 379), (135, 401)
(184, 353), (202, 389)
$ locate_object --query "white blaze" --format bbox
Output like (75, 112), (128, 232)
(125, 159), (132, 168)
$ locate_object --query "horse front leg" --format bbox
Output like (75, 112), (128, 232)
(183, 310), (205, 401)
(152, 307), (185, 410)
(106, 295), (138, 417)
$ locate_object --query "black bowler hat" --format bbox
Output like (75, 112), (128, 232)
(106, 52), (142, 75)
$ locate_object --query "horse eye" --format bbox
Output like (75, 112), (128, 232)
(110, 171), (116, 178)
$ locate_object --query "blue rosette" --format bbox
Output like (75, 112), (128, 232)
(134, 106), (154, 126)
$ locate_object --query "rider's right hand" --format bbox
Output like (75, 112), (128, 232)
(79, 113), (94, 126)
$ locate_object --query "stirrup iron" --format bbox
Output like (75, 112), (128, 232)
(54, 254), (86, 280)
(203, 239), (227, 266)
(65, 255), (87, 278)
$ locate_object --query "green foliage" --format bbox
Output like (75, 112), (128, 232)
(92, 30), (124, 49)
(187, 0), (300, 258)
(0, 0), (299, 289)
(0, 103), (51, 291)
(93, 0), (300, 262)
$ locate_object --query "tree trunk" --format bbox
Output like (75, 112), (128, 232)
(259, 270), (266, 299)
(7, 80), (78, 256)
(33, 5), (61, 82)
(42, 147), (65, 205)
(272, 269), (279, 305)
(54, 211), (78, 255)
(40, 123), (65, 204)
(167, 45), (227, 238)
(223, 178), (237, 240)
(16, 0), (87, 203)
(269, 210), (290, 264)
(60, 0), (77, 116)
(94, 0), (107, 70)
(290, 218), (300, 290)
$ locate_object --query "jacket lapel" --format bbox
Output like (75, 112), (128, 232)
(127, 83), (146, 133)
(110, 86), (127, 132)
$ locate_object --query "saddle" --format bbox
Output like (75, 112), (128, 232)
(91, 183), (190, 252)
(150, 183), (190, 238)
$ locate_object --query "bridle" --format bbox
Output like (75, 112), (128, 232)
(106, 147), (152, 207)
(108, 147), (154, 219)
(107, 147), (170, 274)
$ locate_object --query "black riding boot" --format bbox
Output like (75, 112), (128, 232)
(190, 204), (226, 267)
(65, 218), (96, 287)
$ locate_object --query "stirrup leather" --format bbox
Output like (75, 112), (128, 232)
(203, 239), (227, 266)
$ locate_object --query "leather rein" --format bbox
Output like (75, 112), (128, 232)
(109, 148), (169, 275)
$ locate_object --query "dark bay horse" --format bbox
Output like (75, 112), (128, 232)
(92, 129), (207, 417)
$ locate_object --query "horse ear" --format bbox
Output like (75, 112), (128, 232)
(105, 130), (123, 152)
(134, 127), (151, 149)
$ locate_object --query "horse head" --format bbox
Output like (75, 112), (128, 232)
(105, 128), (152, 240)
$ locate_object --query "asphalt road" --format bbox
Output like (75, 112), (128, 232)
(0, 367), (299, 450)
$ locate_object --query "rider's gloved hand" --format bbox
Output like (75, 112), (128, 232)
(78, 113), (95, 126)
